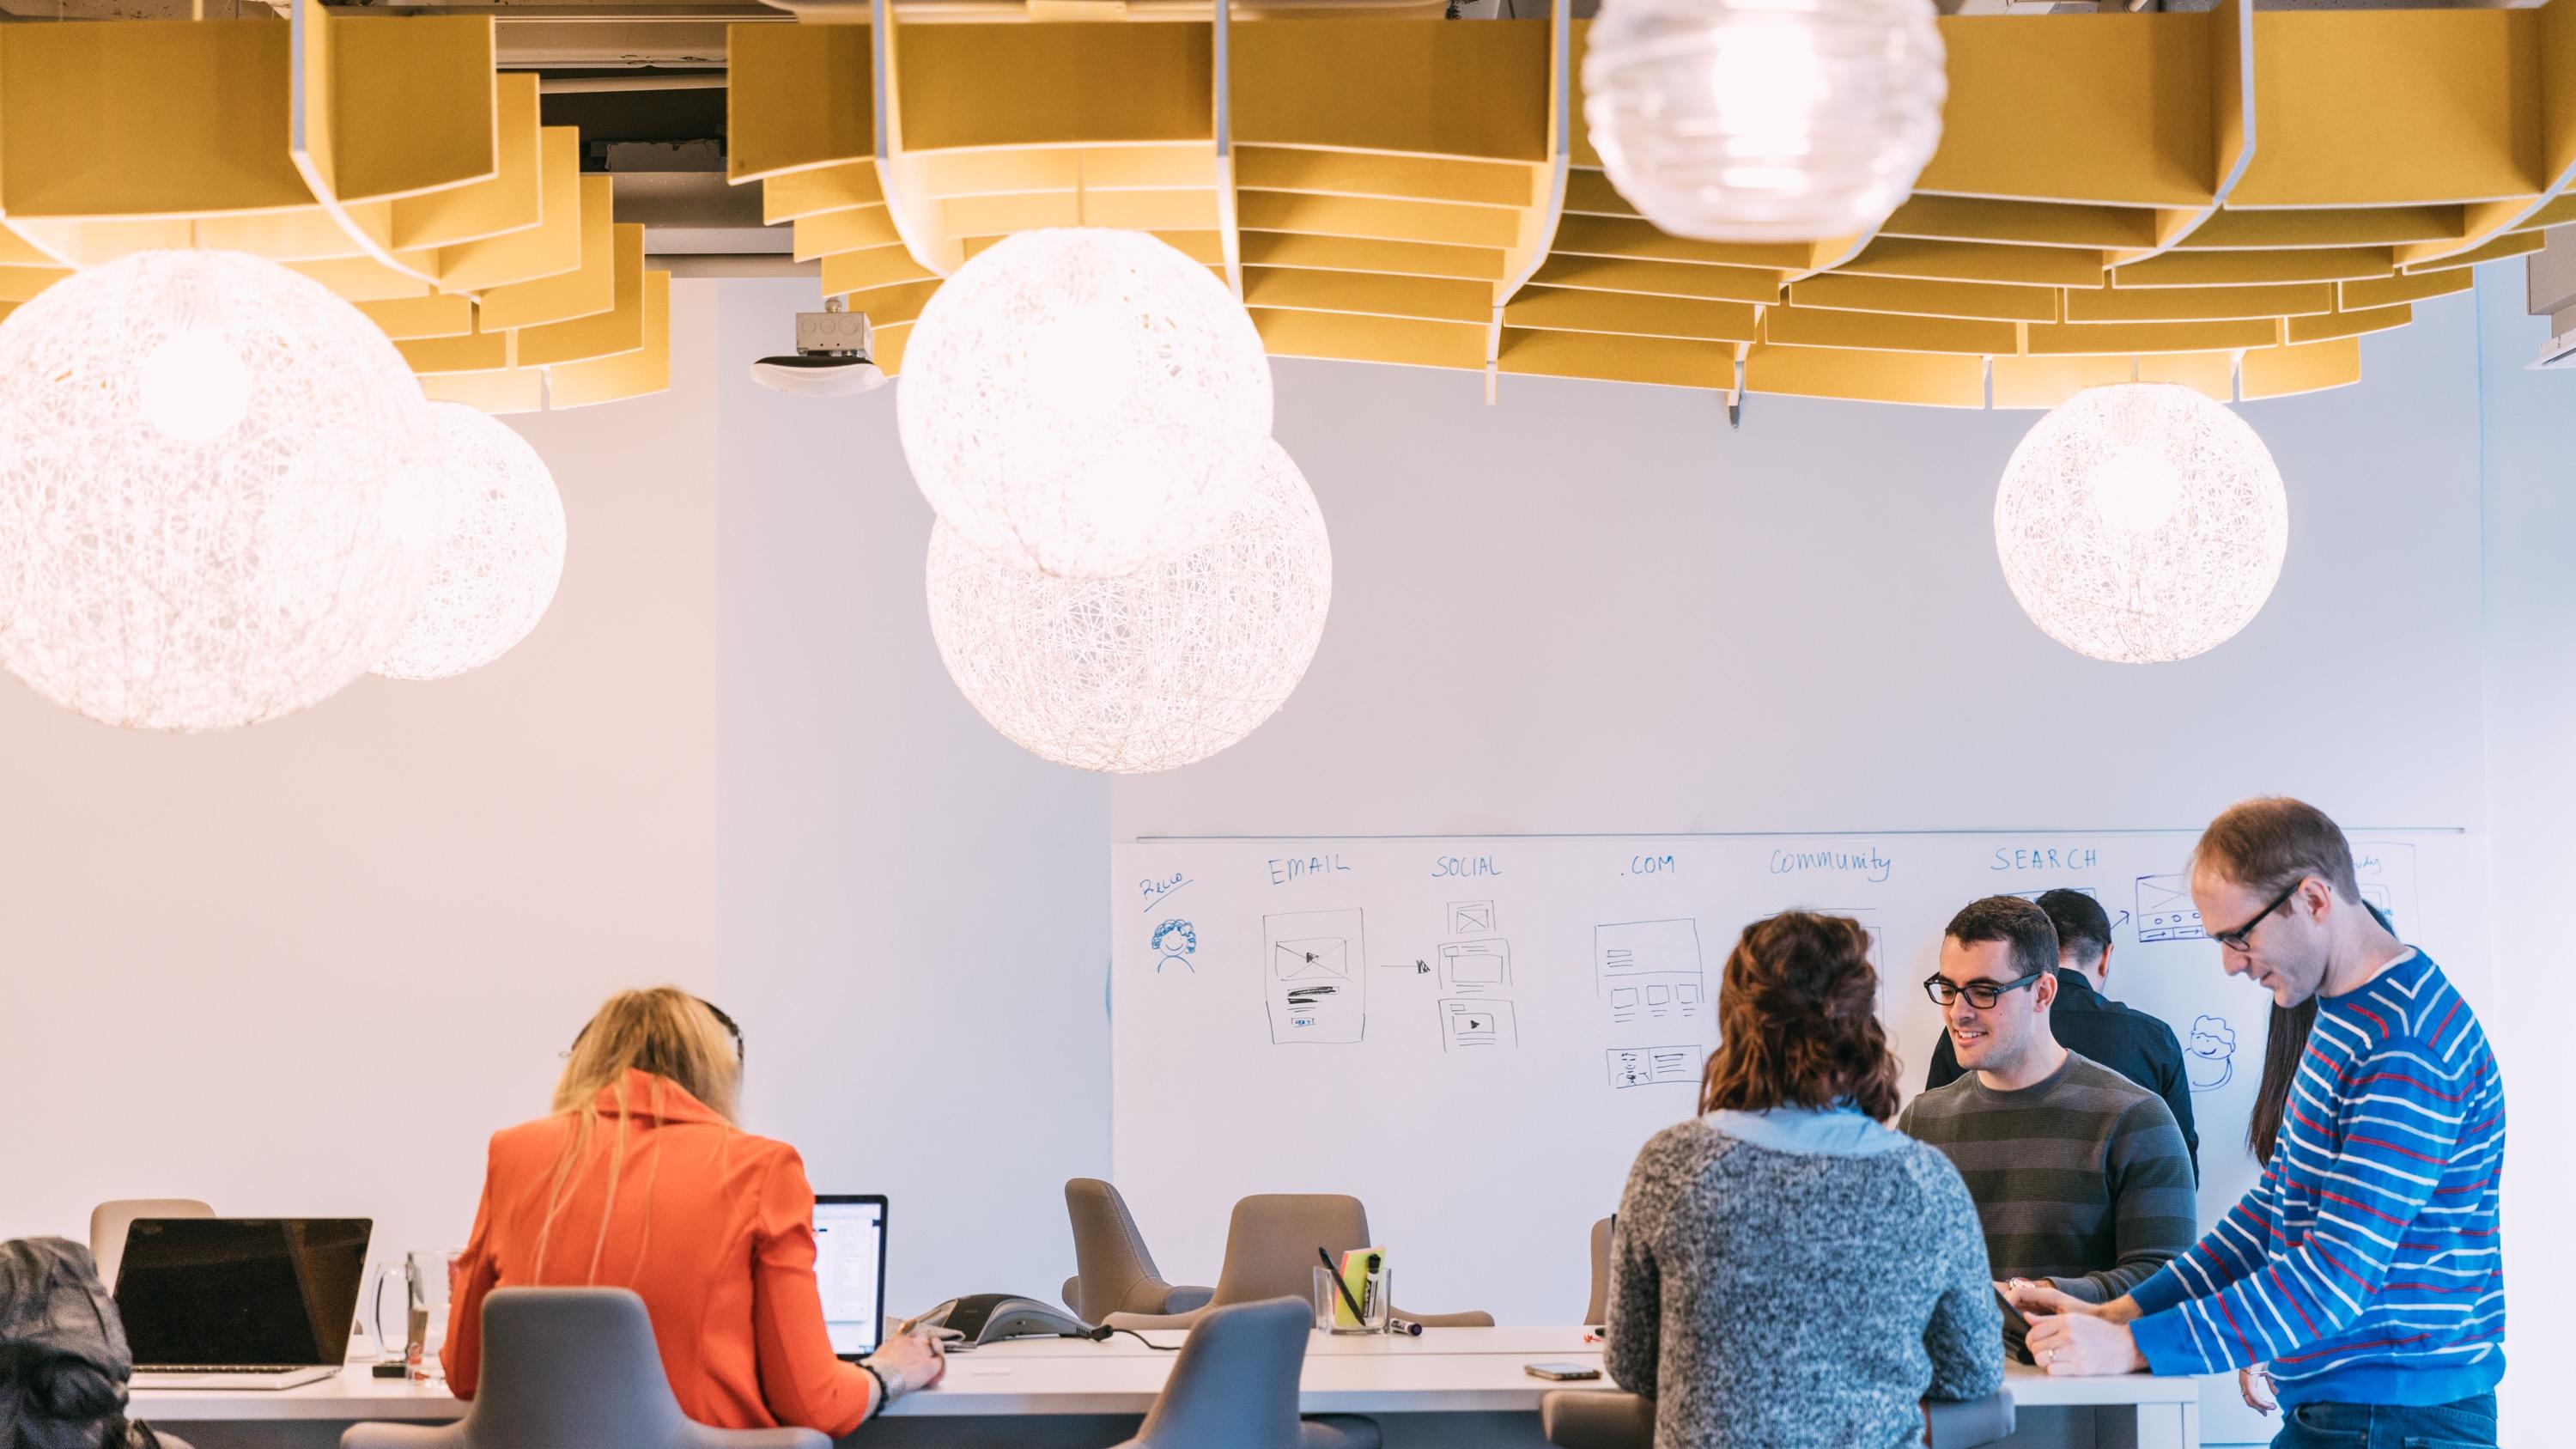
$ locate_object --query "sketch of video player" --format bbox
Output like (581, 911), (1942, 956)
(1265, 907), (1366, 1044)
(1439, 998), (1516, 1051)
(1598, 918), (1704, 1027)
(1277, 938), (1350, 981)
(1438, 938), (1510, 994)
(2134, 874), (2204, 943)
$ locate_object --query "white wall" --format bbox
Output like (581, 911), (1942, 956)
(711, 279), (1113, 1317)
(0, 283), (725, 1264)
(1117, 300), (2490, 841)
(2472, 265), (2575, 1448)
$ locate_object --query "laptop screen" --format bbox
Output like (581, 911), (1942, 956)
(114, 1218), (371, 1368)
(813, 1196), (887, 1359)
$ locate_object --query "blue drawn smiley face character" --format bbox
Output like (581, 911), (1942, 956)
(2185, 1014), (2238, 1092)
(1151, 919), (1198, 972)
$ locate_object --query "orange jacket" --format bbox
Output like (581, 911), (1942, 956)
(443, 1068), (880, 1436)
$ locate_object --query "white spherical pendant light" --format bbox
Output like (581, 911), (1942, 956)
(0, 249), (441, 730)
(374, 403), (568, 681)
(1994, 383), (2288, 665)
(899, 227), (1273, 579)
(926, 440), (1330, 773)
(1583, 0), (1947, 243)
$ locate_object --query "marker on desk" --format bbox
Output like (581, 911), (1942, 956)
(1387, 1317), (1423, 1337)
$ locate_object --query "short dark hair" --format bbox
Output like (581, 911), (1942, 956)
(2191, 796), (2362, 902)
(1701, 912), (1902, 1122)
(1944, 895), (2059, 983)
(2034, 889), (2112, 962)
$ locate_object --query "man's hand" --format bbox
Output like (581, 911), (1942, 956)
(2001, 1281), (2141, 1325)
(2238, 1365), (2276, 1416)
(2024, 1307), (2147, 1376)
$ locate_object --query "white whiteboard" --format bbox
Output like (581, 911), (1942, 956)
(1110, 830), (2489, 1339)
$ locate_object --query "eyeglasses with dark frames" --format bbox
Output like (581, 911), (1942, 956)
(2208, 879), (2305, 953)
(1922, 971), (2045, 1010)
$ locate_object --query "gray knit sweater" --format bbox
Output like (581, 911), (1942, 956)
(1604, 1118), (2004, 1449)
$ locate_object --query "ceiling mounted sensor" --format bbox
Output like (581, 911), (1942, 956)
(751, 301), (888, 397)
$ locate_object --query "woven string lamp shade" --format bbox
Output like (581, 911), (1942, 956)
(926, 439), (1331, 773)
(1993, 383), (2289, 665)
(0, 249), (441, 730)
(1583, 0), (1947, 243)
(898, 227), (1273, 579)
(374, 403), (568, 681)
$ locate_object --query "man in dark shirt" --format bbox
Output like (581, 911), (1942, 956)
(1925, 888), (2198, 1181)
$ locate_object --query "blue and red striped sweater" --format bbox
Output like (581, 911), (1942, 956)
(2129, 947), (2504, 1407)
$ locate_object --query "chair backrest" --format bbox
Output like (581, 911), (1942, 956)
(1208, 1195), (1370, 1308)
(459, 1288), (696, 1449)
(1130, 1296), (1312, 1449)
(1583, 1217), (1613, 1324)
(1066, 1178), (1164, 1321)
(88, 1199), (211, 1290)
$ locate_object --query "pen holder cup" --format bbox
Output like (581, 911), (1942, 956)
(1312, 1264), (1392, 1335)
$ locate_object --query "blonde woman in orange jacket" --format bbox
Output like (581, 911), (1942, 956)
(443, 988), (944, 1436)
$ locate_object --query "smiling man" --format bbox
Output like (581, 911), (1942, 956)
(1898, 896), (2196, 1357)
(2016, 799), (2506, 1449)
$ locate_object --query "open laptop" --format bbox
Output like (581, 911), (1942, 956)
(117, 1217), (371, 1390)
(812, 1195), (888, 1363)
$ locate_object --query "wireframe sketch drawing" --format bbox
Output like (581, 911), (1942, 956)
(2135, 874), (2206, 943)
(1449, 900), (1496, 935)
(2185, 1014), (2237, 1091)
(1597, 919), (1704, 1027)
(1151, 918), (1197, 973)
(1438, 999), (1517, 1050)
(1607, 1045), (1701, 1089)
(1438, 938), (1510, 994)
(1263, 908), (1367, 1044)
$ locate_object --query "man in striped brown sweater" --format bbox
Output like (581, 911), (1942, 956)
(1898, 896), (2197, 1358)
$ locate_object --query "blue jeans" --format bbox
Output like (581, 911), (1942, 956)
(2270, 1394), (2498, 1449)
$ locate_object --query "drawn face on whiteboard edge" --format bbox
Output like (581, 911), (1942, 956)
(1935, 935), (2057, 1078)
(2189, 868), (2331, 1008)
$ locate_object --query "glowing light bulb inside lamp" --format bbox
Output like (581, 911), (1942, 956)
(1024, 303), (1139, 421)
(1709, 22), (1826, 158)
(139, 328), (252, 444)
(2089, 445), (2184, 533)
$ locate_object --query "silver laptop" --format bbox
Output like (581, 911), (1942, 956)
(117, 1217), (371, 1390)
(813, 1195), (887, 1362)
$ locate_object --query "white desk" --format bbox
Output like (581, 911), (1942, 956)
(131, 1329), (2205, 1448)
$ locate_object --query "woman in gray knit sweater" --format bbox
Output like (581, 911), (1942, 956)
(1605, 912), (2002, 1449)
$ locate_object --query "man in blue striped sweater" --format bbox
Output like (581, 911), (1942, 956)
(2014, 797), (2504, 1449)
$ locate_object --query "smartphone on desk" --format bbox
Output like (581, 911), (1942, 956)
(1525, 1363), (1601, 1381)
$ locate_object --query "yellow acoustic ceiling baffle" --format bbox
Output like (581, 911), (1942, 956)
(727, 0), (2576, 408)
(0, 4), (668, 414)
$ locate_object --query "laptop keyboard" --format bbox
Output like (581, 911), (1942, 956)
(138, 1366), (315, 1374)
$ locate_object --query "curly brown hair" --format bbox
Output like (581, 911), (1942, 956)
(1698, 911), (1902, 1121)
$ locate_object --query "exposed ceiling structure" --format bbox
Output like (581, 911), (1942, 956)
(719, 0), (2573, 407)
(0, 0), (2553, 411)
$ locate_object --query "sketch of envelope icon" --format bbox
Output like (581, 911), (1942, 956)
(1277, 938), (1351, 981)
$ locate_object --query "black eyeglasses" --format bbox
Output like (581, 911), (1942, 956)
(2208, 879), (2304, 953)
(564, 995), (744, 1066)
(1923, 971), (2044, 1010)
(702, 998), (744, 1066)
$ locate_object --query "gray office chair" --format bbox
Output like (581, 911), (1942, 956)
(1539, 1388), (2016, 1449)
(1060, 1178), (1215, 1321)
(1105, 1195), (1492, 1330)
(338, 1288), (825, 1449)
(1108, 1296), (1379, 1449)
(1582, 1217), (1612, 1324)
(88, 1199), (211, 1291)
